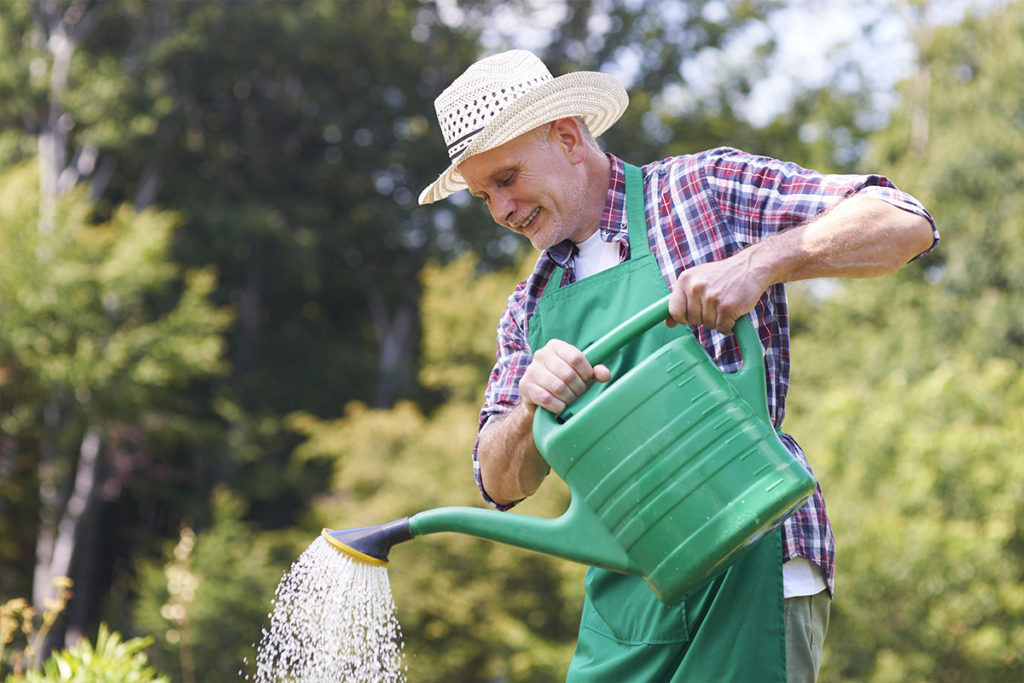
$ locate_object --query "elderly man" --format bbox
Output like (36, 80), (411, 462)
(418, 50), (937, 682)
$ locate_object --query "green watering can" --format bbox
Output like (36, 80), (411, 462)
(323, 294), (815, 605)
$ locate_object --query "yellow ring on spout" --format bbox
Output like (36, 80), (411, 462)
(320, 528), (389, 566)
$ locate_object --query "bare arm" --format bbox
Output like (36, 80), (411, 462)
(669, 196), (936, 333)
(477, 339), (611, 506)
(476, 404), (546, 506)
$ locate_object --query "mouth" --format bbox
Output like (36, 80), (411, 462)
(509, 207), (540, 232)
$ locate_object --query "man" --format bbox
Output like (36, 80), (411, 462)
(418, 50), (937, 682)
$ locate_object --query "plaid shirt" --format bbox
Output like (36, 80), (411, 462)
(473, 148), (939, 594)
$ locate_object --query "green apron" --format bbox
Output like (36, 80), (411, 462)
(527, 163), (786, 682)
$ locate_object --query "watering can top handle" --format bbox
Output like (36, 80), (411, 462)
(582, 293), (763, 379)
(535, 293), (771, 437)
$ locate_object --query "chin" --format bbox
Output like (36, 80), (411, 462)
(529, 234), (555, 251)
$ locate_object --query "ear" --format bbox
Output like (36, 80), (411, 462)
(550, 117), (587, 164)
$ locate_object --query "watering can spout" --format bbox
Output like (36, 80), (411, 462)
(407, 496), (639, 575)
(321, 518), (413, 566)
(324, 497), (637, 575)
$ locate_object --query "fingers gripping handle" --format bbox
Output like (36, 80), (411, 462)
(582, 294), (761, 373)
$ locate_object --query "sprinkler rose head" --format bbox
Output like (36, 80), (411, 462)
(321, 518), (413, 566)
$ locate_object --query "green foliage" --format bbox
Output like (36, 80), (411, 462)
(535, 0), (787, 163)
(0, 159), (232, 601)
(0, 1), (40, 168)
(869, 0), (1024, 363)
(0, 161), (231, 417)
(132, 488), (298, 683)
(19, 624), (168, 683)
(790, 344), (1024, 682)
(783, 4), (1024, 681)
(418, 253), (537, 401)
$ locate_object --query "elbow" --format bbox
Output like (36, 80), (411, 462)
(868, 199), (935, 273)
(896, 214), (937, 268)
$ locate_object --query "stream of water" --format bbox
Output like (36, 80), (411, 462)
(252, 536), (406, 682)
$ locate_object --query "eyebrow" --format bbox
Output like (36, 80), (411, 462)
(467, 165), (517, 198)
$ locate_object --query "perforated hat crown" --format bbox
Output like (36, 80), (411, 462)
(418, 50), (628, 205)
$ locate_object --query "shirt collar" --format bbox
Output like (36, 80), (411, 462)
(545, 153), (629, 269)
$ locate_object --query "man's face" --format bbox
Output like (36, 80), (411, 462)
(458, 124), (589, 250)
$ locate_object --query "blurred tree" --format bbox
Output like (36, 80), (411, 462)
(783, 2), (1024, 680)
(132, 487), (300, 683)
(0, 0), (485, 662)
(876, 0), (1024, 365)
(0, 0), (487, 531)
(0, 162), (231, 651)
(418, 253), (538, 403)
(483, 0), (814, 165)
(793, 350), (1024, 682)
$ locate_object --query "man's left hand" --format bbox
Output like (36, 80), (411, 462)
(667, 249), (771, 334)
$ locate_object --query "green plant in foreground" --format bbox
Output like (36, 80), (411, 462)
(2, 577), (168, 682)
(18, 624), (168, 683)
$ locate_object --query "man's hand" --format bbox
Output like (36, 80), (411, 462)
(519, 339), (611, 415)
(667, 249), (773, 334)
(477, 339), (609, 506)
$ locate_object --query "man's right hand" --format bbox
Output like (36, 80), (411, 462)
(477, 339), (610, 506)
(518, 339), (611, 415)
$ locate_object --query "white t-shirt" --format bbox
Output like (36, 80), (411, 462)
(573, 232), (828, 599)
(573, 230), (621, 280)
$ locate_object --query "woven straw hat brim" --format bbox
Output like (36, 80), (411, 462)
(418, 71), (628, 205)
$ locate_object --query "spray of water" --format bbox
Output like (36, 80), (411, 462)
(252, 536), (406, 682)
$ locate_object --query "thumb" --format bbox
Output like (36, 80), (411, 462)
(592, 364), (612, 383)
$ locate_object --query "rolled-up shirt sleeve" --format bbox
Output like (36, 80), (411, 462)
(697, 148), (939, 260)
(854, 180), (939, 260)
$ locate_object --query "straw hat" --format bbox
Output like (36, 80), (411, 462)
(418, 50), (628, 205)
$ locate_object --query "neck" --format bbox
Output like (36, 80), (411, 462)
(570, 151), (612, 244)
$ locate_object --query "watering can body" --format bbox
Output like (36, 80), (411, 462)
(406, 294), (815, 605)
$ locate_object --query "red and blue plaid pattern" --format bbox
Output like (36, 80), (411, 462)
(473, 148), (938, 594)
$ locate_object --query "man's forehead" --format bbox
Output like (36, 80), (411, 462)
(458, 152), (518, 192)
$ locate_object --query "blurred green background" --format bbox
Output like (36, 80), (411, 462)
(1, 0), (1022, 681)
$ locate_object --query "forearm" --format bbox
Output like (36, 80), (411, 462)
(755, 195), (935, 285)
(476, 403), (550, 506)
(669, 195), (935, 332)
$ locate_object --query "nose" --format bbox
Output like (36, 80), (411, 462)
(489, 191), (515, 227)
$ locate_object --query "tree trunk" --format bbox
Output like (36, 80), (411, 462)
(34, 424), (102, 661)
(367, 291), (416, 408)
(29, 2), (104, 658)
(32, 0), (103, 235)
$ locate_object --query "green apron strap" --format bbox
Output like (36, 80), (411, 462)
(623, 163), (649, 258)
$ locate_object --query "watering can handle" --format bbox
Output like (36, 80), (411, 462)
(582, 294), (761, 369)
(576, 294), (768, 420)
(582, 294), (676, 366)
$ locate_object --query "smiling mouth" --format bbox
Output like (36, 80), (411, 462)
(509, 207), (540, 231)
